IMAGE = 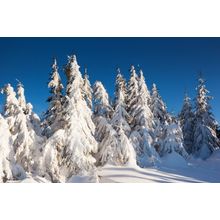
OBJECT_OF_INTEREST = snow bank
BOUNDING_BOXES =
[160,152,188,169]
[68,173,99,183]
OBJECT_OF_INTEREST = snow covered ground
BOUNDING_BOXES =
[98,151,220,183]
[7,151,220,183]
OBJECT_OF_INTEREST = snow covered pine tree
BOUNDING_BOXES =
[111,68,136,166]
[150,83,170,156]
[93,81,117,166]
[42,58,64,138]
[82,68,93,109]
[179,94,195,154]
[193,77,220,159]
[128,66,159,167]
[2,83,44,180]
[42,55,98,182]
[0,114,15,182]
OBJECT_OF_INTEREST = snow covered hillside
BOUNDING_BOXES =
[0,55,220,183]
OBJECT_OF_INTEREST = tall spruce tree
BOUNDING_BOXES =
[17,81,28,114]
[127,65,139,127]
[179,94,195,154]
[150,83,170,155]
[193,77,220,159]
[44,55,98,181]
[0,114,15,182]
[82,68,93,109]
[114,68,127,107]
[130,70,159,167]
[42,59,64,137]
[111,70,136,166]
[161,120,188,159]
[93,81,117,166]
[2,84,43,178]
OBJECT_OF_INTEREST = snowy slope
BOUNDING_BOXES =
[98,155,220,183]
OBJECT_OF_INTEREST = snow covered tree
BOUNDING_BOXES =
[127,65,139,127]
[17,82,42,136]
[93,81,117,166]
[114,68,127,107]
[160,121,188,159]
[0,114,15,182]
[110,71,136,166]
[42,58,64,137]
[82,68,93,109]
[193,77,220,159]
[138,69,151,105]
[93,81,112,121]
[150,83,170,155]
[179,94,195,154]
[151,83,169,124]
[2,84,43,178]
[43,55,98,181]
[17,81,28,114]
[130,70,159,167]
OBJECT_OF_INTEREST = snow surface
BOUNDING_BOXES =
[10,151,220,183]
[98,152,220,183]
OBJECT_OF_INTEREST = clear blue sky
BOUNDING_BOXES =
[0,38,219,122]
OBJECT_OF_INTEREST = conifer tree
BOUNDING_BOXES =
[93,81,117,166]
[138,69,151,105]
[179,94,195,154]
[193,77,220,159]
[82,68,93,109]
[17,81,28,114]
[130,70,159,166]
[127,66,139,127]
[150,83,170,155]
[2,84,43,177]
[46,55,98,181]
[17,82,42,136]
[111,70,136,166]
[42,59,64,137]
[151,83,169,124]
[0,114,14,182]
[114,68,127,107]
[160,120,188,159]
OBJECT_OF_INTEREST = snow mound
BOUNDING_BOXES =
[161,152,188,169]
[9,174,49,183]
[68,174,99,183]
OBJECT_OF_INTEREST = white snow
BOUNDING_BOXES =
[98,157,220,183]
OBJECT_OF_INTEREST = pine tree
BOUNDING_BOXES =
[130,70,159,167]
[160,120,188,159]
[82,68,93,109]
[17,82,42,136]
[114,68,127,107]
[138,69,151,105]
[17,81,28,114]
[2,84,43,177]
[127,65,139,127]
[179,94,195,154]
[93,81,117,166]
[42,58,64,137]
[57,55,97,180]
[0,114,14,182]
[110,70,136,166]
[151,83,169,124]
[93,81,112,121]
[193,77,220,159]
[150,83,170,155]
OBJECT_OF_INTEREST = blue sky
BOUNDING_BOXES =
[0,38,219,122]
